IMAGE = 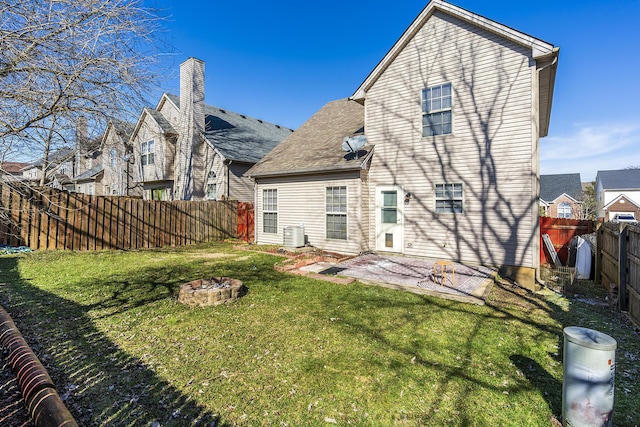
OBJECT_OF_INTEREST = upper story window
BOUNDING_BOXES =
[422,83,452,137]
[110,149,117,168]
[141,140,155,166]
[558,202,572,219]
[435,183,463,213]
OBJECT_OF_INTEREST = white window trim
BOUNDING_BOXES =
[263,188,278,234]
[326,186,348,240]
[558,202,572,219]
[422,82,453,137]
[435,183,463,214]
[141,140,155,166]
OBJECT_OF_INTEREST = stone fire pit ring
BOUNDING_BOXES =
[178,277,245,307]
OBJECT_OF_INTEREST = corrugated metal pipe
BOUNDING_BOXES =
[0,305,78,427]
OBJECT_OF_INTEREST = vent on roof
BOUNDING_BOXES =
[257,119,263,123]
[275,125,281,128]
[219,109,226,114]
[240,115,246,119]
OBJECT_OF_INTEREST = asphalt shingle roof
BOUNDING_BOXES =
[203,105,293,164]
[596,169,640,190]
[540,173,582,202]
[160,93,292,164]
[73,164,104,182]
[246,98,369,177]
[145,108,178,135]
[29,147,76,169]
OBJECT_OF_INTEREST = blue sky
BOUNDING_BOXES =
[147,0,640,182]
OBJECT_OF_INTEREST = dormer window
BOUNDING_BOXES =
[422,83,452,136]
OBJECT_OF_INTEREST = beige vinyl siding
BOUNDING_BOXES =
[100,127,142,197]
[228,163,255,202]
[255,172,365,254]
[365,10,537,269]
[133,115,175,184]
[157,96,181,130]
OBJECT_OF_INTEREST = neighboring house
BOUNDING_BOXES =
[247,0,559,289]
[539,173,582,219]
[0,162,30,182]
[73,120,141,197]
[131,58,293,202]
[596,169,640,221]
[21,147,77,190]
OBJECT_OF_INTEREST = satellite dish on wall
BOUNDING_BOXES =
[342,135,367,159]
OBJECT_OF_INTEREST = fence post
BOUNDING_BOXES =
[619,225,628,310]
[595,223,602,285]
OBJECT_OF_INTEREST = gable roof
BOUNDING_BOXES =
[596,169,640,190]
[604,193,640,210]
[351,0,559,137]
[246,99,369,178]
[135,93,291,164]
[28,147,76,170]
[540,173,582,203]
[202,104,294,164]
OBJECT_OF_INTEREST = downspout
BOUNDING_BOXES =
[225,159,232,199]
[534,50,559,287]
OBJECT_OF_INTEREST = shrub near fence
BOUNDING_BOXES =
[0,184,240,251]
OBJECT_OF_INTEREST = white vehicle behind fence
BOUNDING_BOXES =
[612,214,638,224]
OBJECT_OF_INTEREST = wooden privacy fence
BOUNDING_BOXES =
[596,222,640,326]
[540,217,595,265]
[0,184,243,251]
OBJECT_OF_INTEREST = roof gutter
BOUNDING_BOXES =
[537,47,560,137]
[247,147,375,179]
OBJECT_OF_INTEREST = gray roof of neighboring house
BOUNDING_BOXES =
[540,173,582,202]
[73,164,104,182]
[203,105,294,164]
[596,169,640,190]
[28,147,76,169]
[111,120,136,142]
[145,108,178,135]
[163,93,293,164]
[246,98,369,178]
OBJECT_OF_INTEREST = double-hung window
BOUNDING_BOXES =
[326,186,347,240]
[263,189,278,234]
[110,149,117,168]
[435,183,463,213]
[422,83,452,137]
[141,140,155,166]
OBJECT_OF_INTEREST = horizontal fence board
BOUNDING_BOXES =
[0,184,250,252]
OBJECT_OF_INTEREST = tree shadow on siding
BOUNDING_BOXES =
[350,11,563,424]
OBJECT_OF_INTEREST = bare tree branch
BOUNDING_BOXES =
[0,0,170,165]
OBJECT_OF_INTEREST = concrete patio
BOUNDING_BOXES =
[299,253,496,305]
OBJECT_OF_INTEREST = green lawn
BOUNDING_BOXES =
[0,243,638,426]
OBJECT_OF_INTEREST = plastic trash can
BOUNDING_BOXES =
[562,326,617,427]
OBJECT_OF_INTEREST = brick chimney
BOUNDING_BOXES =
[174,57,205,200]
